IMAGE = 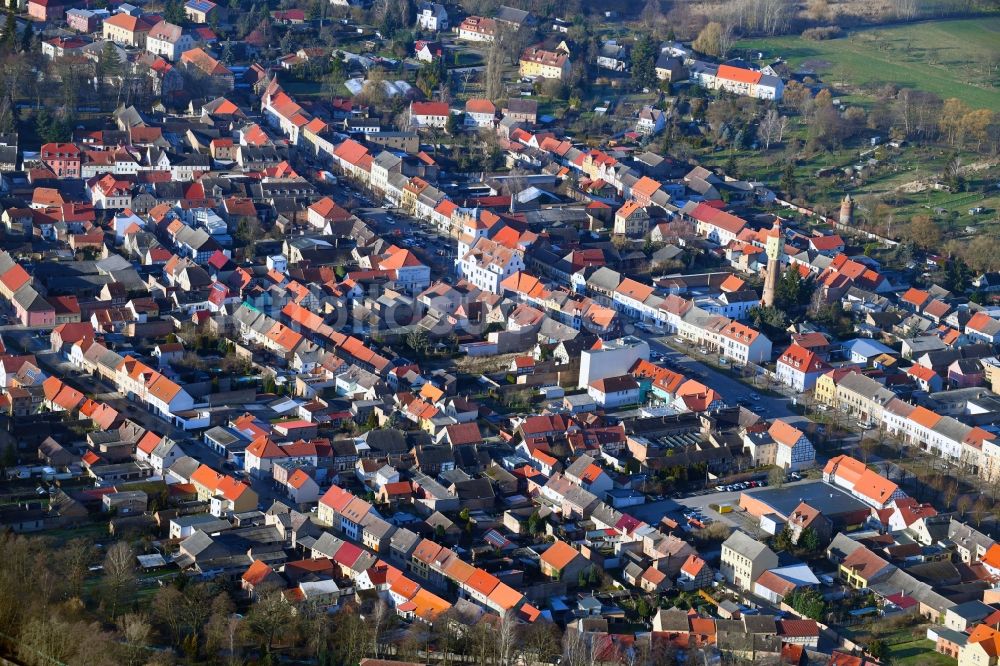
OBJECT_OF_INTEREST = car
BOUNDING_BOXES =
[715,485,725,491]
[699,348,709,354]
[750,393,761,401]
[718,358,728,365]
[674,338,684,345]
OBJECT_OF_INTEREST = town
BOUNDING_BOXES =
[0,0,999,665]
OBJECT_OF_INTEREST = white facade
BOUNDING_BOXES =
[578,336,649,389]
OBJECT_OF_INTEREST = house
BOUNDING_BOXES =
[823,454,905,509]
[457,16,496,43]
[184,0,217,23]
[40,143,82,178]
[966,312,1000,344]
[409,101,449,129]
[415,2,448,31]
[762,419,816,472]
[180,47,234,90]
[29,0,68,21]
[519,46,571,80]
[959,623,1000,666]
[614,200,649,239]
[588,375,639,409]
[539,539,589,582]
[720,530,778,591]
[838,543,893,589]
[503,99,537,124]
[635,107,666,136]
[655,53,687,82]
[103,13,154,47]
[775,343,829,392]
[596,40,629,71]
[677,554,713,591]
[464,99,496,128]
[146,21,193,61]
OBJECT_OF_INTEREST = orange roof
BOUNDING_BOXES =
[632,176,661,199]
[540,540,580,571]
[716,64,761,84]
[246,435,284,459]
[464,568,500,596]
[487,582,523,610]
[906,364,937,382]
[680,554,706,577]
[719,274,745,292]
[908,406,941,429]
[190,463,222,491]
[242,559,274,586]
[767,419,804,448]
[901,287,930,307]
[983,543,1000,570]
[969,625,1000,657]
[465,98,496,115]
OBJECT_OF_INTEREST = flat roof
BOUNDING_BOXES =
[741,480,868,518]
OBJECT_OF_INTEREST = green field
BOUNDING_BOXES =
[889,640,956,666]
[739,18,1000,109]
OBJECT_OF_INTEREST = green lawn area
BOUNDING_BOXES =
[889,639,955,666]
[739,17,1000,110]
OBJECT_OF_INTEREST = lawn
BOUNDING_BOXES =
[889,639,955,666]
[738,18,1000,110]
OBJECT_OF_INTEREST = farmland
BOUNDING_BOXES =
[738,18,1000,110]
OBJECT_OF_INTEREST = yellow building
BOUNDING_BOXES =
[102,13,153,47]
[519,46,570,80]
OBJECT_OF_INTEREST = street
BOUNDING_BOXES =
[640,334,799,421]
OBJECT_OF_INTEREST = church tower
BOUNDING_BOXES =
[762,219,783,308]
[839,193,854,227]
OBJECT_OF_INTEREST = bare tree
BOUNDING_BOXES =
[497,610,518,666]
[563,626,597,666]
[103,541,136,619]
[757,109,785,149]
[718,23,737,59]
[245,588,294,656]
[369,599,390,659]
[892,0,917,19]
[118,613,152,666]
[484,37,506,101]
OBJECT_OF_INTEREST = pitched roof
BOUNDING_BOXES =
[540,539,580,570]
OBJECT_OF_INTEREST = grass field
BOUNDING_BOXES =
[739,18,1000,109]
[889,639,955,666]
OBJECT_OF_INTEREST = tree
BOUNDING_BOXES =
[768,466,786,488]
[905,214,941,250]
[693,22,724,57]
[483,37,505,101]
[18,18,30,53]
[799,526,821,553]
[780,162,796,196]
[406,327,428,355]
[118,613,152,666]
[1,10,15,52]
[786,587,826,620]
[102,541,136,619]
[246,588,294,655]
[630,34,656,90]
[868,638,888,662]
[757,108,786,150]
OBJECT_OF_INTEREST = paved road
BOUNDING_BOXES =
[8,329,189,440]
[639,333,800,422]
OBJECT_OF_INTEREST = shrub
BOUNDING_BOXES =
[802,26,843,40]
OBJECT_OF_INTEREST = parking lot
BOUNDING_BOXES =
[673,478,816,528]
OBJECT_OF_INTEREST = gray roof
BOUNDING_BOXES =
[722,529,776,562]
